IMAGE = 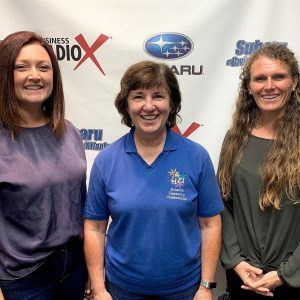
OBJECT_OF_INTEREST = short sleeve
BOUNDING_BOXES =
[197,154,224,217]
[84,158,110,220]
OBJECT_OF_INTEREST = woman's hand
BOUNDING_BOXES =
[242,270,283,297]
[234,261,273,296]
[93,290,113,300]
[234,261,264,289]
[193,286,213,300]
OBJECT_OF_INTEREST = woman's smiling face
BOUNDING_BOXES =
[248,55,298,119]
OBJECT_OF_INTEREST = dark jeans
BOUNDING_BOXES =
[106,279,200,300]
[0,241,87,300]
[226,269,300,300]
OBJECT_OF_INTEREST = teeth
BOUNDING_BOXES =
[25,85,42,90]
[142,115,157,120]
[262,95,278,99]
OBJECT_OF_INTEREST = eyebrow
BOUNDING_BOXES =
[131,89,165,94]
[252,71,289,78]
[15,59,52,63]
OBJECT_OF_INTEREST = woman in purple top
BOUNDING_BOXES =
[0,31,87,300]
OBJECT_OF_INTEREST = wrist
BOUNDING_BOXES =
[277,269,288,286]
[200,279,217,289]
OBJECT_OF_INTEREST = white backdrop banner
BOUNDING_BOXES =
[1,0,299,297]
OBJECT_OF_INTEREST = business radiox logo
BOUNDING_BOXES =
[44,34,110,75]
[226,39,288,67]
[144,32,203,76]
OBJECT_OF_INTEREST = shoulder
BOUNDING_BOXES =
[170,130,209,159]
[64,119,79,133]
[93,133,128,165]
[63,119,82,140]
[61,120,85,154]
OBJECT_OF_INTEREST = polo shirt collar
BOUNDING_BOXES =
[125,127,176,153]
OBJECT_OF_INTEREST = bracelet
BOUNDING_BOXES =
[200,279,217,289]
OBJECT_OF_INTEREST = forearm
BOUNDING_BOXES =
[278,241,300,287]
[220,202,243,269]
[84,219,108,294]
[194,215,222,299]
[199,215,222,281]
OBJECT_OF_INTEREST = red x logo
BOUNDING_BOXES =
[74,34,110,75]
[172,122,201,137]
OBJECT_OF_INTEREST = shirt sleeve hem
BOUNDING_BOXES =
[83,213,109,221]
[197,207,224,218]
[221,256,245,270]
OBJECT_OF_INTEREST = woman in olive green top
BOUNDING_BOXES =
[218,43,300,299]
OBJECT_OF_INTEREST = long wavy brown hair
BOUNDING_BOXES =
[217,43,300,210]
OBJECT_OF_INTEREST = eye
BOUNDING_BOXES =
[154,93,167,100]
[273,74,285,80]
[254,76,266,82]
[14,64,27,71]
[38,64,52,72]
[131,95,144,101]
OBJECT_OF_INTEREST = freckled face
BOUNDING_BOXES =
[127,86,171,138]
[14,43,53,109]
[248,55,298,119]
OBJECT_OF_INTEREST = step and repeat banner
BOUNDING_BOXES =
[1,0,299,298]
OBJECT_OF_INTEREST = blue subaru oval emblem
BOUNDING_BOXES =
[144,32,193,60]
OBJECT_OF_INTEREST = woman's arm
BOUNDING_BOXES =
[84,219,112,300]
[193,214,221,300]
[220,199,245,269]
[251,241,300,292]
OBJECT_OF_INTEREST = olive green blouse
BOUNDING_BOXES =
[221,135,300,287]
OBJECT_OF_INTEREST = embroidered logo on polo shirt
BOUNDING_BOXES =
[167,168,188,201]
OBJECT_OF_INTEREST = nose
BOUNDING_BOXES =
[28,68,41,81]
[265,77,275,90]
[143,96,155,111]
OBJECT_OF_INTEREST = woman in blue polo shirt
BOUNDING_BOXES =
[84,61,223,300]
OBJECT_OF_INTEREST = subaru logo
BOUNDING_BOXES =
[144,33,193,60]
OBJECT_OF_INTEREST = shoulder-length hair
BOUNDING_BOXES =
[0,31,65,137]
[217,43,300,210]
[115,60,181,128]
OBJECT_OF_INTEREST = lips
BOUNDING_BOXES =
[141,115,158,120]
[261,94,280,101]
[24,85,43,90]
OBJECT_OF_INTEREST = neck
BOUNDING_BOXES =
[134,129,167,148]
[252,112,281,139]
[133,129,167,165]
[19,106,48,128]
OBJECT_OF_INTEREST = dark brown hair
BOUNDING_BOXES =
[0,31,65,137]
[115,60,181,127]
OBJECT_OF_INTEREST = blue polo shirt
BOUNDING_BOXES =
[84,128,223,295]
